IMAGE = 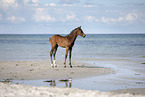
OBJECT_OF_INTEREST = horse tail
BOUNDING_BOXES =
[49,37,51,41]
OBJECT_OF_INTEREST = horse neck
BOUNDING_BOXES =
[67,30,78,43]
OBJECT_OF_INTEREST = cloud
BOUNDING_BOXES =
[85,16,98,22]
[0,0,18,10]
[86,16,95,21]
[62,4,75,6]
[66,14,76,21]
[84,11,142,25]
[83,5,94,7]
[45,3,56,7]
[101,11,139,24]
[31,0,39,3]
[23,0,39,6]
[59,0,79,4]
[23,0,30,4]
[7,16,25,23]
[125,12,138,21]
[101,17,116,23]
[83,1,96,8]
[33,8,55,22]
[58,0,80,6]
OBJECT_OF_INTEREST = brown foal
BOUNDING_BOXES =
[49,26,86,68]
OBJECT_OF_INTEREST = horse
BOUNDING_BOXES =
[49,26,86,68]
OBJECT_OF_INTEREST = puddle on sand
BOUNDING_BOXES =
[11,71,145,92]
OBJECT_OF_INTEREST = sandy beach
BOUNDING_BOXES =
[0,82,145,97]
[0,60,145,97]
[0,60,112,80]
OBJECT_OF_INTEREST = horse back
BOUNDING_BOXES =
[50,34,69,47]
[50,34,66,43]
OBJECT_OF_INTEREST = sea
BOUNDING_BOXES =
[0,34,145,91]
[0,34,145,61]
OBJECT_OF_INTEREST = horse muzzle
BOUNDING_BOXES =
[83,34,86,38]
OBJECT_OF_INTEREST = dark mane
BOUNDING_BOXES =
[69,27,78,34]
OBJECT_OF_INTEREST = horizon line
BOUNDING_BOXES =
[0,32,145,34]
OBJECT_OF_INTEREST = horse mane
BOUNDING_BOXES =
[69,27,78,35]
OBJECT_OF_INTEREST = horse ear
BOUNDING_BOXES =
[79,26,81,29]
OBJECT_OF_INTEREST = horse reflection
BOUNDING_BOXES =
[49,80,56,87]
[44,79,72,88]
[64,80,72,88]
[59,78,72,88]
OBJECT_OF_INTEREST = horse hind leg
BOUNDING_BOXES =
[50,37,55,67]
[50,37,58,68]
[53,44,58,67]
[50,47,54,67]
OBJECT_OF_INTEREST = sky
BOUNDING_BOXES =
[0,0,145,34]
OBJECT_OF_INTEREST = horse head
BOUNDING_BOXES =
[77,26,86,38]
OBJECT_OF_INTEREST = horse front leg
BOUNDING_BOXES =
[64,47,69,68]
[69,48,72,68]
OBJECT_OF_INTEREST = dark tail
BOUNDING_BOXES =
[49,37,51,41]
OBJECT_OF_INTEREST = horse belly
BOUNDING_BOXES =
[56,38,68,48]
[57,41,68,48]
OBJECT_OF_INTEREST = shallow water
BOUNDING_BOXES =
[1,34,145,91]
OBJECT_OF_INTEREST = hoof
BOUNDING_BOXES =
[51,64,54,68]
[70,65,72,68]
[64,65,66,68]
[51,66,54,68]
